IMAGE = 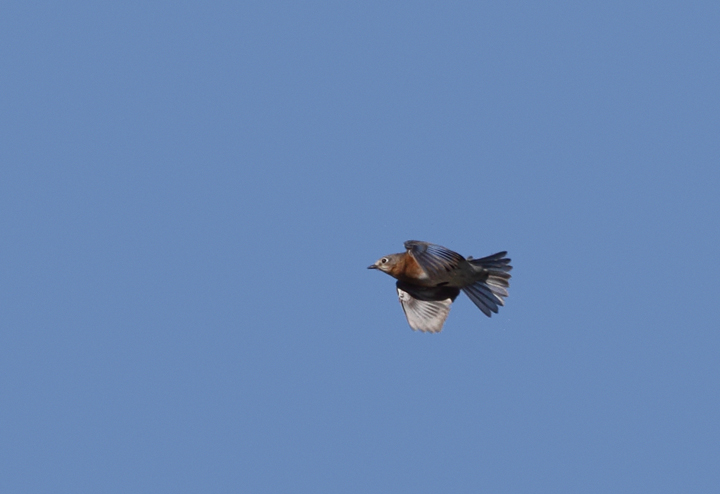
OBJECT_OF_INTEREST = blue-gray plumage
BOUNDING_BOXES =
[368,241,512,332]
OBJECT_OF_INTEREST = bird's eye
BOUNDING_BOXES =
[381,258,388,264]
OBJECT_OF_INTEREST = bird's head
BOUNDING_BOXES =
[367,253,403,274]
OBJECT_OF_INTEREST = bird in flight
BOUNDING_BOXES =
[368,240,512,333]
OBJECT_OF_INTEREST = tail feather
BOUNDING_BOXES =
[462,283,500,317]
[463,252,512,317]
[468,251,512,272]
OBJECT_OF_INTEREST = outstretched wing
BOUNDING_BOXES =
[396,281,460,333]
[404,240,465,278]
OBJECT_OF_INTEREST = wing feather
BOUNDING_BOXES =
[396,281,460,333]
[404,240,465,278]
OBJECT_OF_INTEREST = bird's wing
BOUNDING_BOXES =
[397,287,452,333]
[396,281,460,333]
[403,240,465,278]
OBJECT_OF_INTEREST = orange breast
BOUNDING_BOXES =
[389,253,429,285]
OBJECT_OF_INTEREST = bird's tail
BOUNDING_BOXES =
[461,252,512,317]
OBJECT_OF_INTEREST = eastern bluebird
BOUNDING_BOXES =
[368,240,512,333]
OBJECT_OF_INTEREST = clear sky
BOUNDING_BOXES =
[2,2,719,492]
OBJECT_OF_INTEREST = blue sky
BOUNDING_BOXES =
[2,1,719,492]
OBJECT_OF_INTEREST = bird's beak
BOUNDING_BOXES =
[367,264,378,269]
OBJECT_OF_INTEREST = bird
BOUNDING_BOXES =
[368,240,512,333]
